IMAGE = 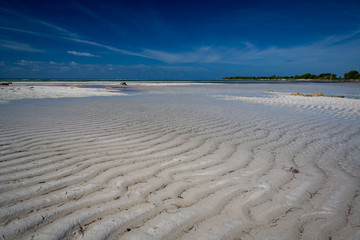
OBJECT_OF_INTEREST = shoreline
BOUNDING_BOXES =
[2,78,360,83]
[2,80,360,103]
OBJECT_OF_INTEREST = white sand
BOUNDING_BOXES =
[216,92,360,120]
[0,82,359,240]
[0,82,127,103]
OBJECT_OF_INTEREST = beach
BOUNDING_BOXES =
[1,81,360,240]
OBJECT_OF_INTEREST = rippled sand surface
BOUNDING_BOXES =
[1,82,360,239]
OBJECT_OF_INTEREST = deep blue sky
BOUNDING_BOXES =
[0,0,359,79]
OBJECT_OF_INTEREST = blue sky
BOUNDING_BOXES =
[0,0,359,79]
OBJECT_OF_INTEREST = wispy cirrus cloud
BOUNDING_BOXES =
[67,50,99,57]
[0,6,79,38]
[2,18,359,71]
[1,5,359,74]
[0,22,146,58]
[66,29,360,69]
[1,59,207,79]
[0,6,214,63]
[140,46,220,64]
[0,26,43,37]
[0,39,43,52]
[72,1,122,34]
[67,38,145,57]
[138,29,360,67]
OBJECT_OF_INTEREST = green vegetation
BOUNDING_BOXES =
[344,70,360,80]
[223,70,360,81]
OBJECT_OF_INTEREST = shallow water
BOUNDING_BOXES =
[127,81,360,98]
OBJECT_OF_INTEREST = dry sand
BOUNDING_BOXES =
[0,82,127,103]
[0,82,360,239]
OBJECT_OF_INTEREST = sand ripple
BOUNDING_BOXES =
[0,93,359,240]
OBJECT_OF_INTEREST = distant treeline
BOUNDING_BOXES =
[223,70,360,81]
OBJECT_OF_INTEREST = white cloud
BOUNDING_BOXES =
[0,39,43,52]
[0,60,209,79]
[68,38,147,58]
[0,7,79,38]
[14,60,35,65]
[67,50,99,57]
[137,29,360,69]
[141,46,220,64]
[1,5,359,75]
